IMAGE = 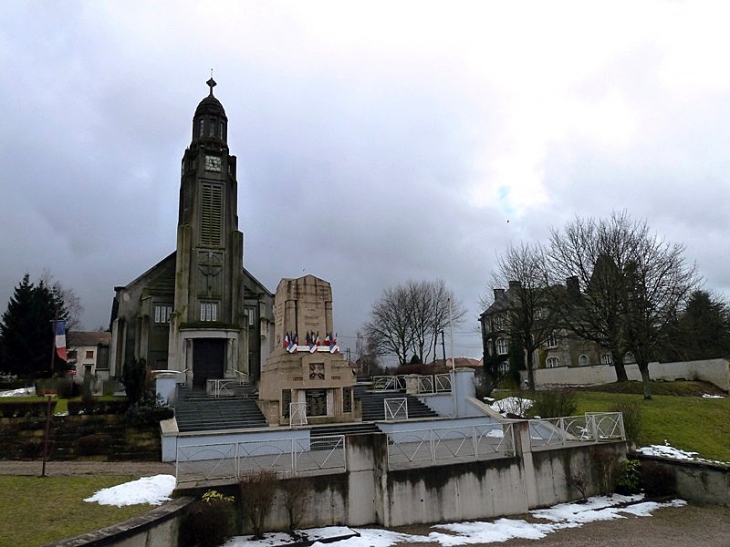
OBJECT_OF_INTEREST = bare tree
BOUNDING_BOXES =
[548,212,698,399]
[39,270,84,331]
[364,279,465,365]
[483,242,560,390]
[354,330,383,377]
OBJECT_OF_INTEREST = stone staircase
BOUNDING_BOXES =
[173,384,268,432]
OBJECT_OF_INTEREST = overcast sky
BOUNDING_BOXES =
[2,1,730,364]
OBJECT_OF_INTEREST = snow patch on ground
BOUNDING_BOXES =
[224,495,686,547]
[490,396,533,415]
[84,475,176,506]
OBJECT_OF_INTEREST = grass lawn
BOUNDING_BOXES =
[496,381,730,462]
[572,388,730,462]
[0,475,151,547]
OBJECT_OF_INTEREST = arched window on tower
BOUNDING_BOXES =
[198,118,204,138]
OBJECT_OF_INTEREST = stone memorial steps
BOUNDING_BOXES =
[309,422,381,439]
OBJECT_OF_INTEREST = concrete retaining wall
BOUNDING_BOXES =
[635,454,730,506]
[533,359,730,391]
[228,422,627,532]
[48,497,192,547]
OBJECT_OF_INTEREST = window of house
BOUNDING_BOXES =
[601,353,613,365]
[494,315,505,330]
[154,305,172,324]
[208,118,215,136]
[623,352,636,364]
[199,118,204,137]
[546,357,560,368]
[498,362,509,373]
[496,338,508,355]
[200,301,218,322]
[578,354,589,366]
[546,331,558,348]
[85,350,94,359]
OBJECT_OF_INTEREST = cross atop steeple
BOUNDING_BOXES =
[206,74,217,96]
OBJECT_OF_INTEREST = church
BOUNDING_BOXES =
[108,79,274,387]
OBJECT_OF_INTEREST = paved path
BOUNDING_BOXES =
[393,503,730,547]
[0,460,176,477]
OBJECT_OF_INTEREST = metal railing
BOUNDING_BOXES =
[373,375,406,391]
[176,434,346,487]
[386,423,515,469]
[384,397,408,421]
[289,402,307,427]
[528,412,625,449]
[373,373,452,394]
[207,379,237,398]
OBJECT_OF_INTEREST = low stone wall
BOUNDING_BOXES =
[48,497,193,547]
[0,414,160,461]
[635,454,730,506]
[532,358,730,391]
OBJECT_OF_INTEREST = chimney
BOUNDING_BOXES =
[566,276,580,296]
[508,280,522,290]
[493,288,505,300]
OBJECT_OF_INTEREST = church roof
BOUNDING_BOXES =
[194,77,227,119]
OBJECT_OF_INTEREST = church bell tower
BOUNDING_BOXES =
[168,79,246,387]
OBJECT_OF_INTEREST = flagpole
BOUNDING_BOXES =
[42,297,58,478]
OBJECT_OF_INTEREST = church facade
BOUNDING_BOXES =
[109,80,274,387]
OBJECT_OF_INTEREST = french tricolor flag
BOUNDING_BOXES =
[54,320,67,361]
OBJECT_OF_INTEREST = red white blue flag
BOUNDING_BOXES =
[54,320,67,360]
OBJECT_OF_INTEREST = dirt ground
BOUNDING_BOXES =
[392,503,730,547]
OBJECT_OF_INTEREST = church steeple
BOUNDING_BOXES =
[192,78,228,145]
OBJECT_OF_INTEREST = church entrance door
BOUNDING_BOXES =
[193,339,226,389]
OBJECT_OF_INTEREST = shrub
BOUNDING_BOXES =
[640,460,676,497]
[124,392,174,427]
[180,490,236,547]
[280,477,312,533]
[240,469,278,539]
[122,357,147,405]
[57,378,78,399]
[528,388,577,418]
[615,459,641,495]
[609,400,642,446]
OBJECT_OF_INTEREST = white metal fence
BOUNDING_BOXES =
[528,412,625,449]
[289,402,307,426]
[386,422,515,469]
[176,435,346,488]
[373,375,406,391]
[384,397,408,421]
[373,374,452,394]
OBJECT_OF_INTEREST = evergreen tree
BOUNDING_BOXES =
[669,290,730,360]
[0,274,70,378]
